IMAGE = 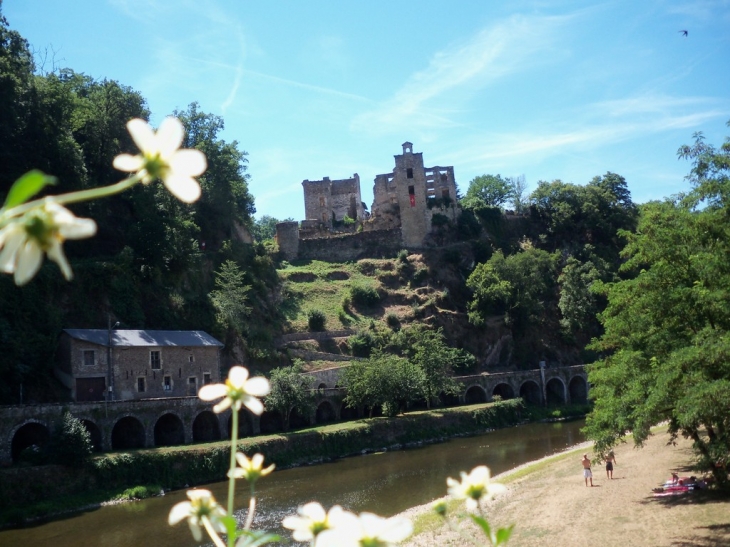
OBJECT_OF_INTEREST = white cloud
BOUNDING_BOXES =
[350,13,575,136]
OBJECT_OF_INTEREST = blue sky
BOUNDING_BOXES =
[5,0,730,221]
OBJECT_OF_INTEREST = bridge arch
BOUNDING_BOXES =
[226,411,253,439]
[568,376,588,404]
[465,384,488,404]
[492,383,515,400]
[340,403,358,421]
[259,410,282,434]
[317,383,328,390]
[439,391,460,407]
[193,410,221,443]
[10,420,51,462]
[546,377,566,405]
[289,407,309,430]
[111,415,146,450]
[154,412,185,447]
[315,400,337,424]
[519,380,542,405]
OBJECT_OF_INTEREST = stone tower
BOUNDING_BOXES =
[302,175,364,226]
[372,142,458,248]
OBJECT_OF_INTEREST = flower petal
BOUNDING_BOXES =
[163,174,201,203]
[244,376,271,397]
[198,383,227,401]
[378,516,413,542]
[58,218,97,240]
[14,240,43,286]
[168,501,191,525]
[213,398,233,413]
[46,241,73,280]
[0,227,24,273]
[156,117,185,158]
[228,366,249,388]
[113,154,145,172]
[242,395,264,416]
[127,119,156,154]
[171,149,207,177]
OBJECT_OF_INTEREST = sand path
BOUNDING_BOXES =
[402,428,729,547]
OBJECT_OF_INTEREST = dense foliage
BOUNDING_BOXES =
[0,12,280,403]
[585,126,730,485]
[264,363,315,430]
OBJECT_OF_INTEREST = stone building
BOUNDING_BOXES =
[277,142,460,260]
[302,174,366,226]
[371,142,458,248]
[54,329,223,402]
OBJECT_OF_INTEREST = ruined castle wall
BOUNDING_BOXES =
[302,179,333,223]
[297,228,402,262]
[275,221,300,261]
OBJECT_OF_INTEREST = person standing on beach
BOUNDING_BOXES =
[605,450,617,479]
[582,454,593,487]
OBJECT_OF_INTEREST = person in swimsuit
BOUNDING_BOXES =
[582,454,593,487]
[605,450,617,479]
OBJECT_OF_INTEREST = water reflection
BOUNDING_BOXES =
[0,419,584,547]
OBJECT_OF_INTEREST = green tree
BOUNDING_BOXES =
[49,412,92,468]
[467,248,560,336]
[210,260,251,337]
[265,363,314,431]
[343,351,426,417]
[251,215,293,241]
[393,326,472,408]
[585,126,730,486]
[462,174,514,209]
[507,175,528,213]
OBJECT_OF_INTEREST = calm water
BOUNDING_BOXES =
[0,419,585,547]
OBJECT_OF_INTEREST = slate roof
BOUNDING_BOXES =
[63,329,224,348]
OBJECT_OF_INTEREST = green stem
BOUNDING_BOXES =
[228,406,239,516]
[0,173,143,222]
[244,489,257,531]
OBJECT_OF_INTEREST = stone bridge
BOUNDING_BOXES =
[0,366,587,464]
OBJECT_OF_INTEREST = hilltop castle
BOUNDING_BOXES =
[276,142,460,261]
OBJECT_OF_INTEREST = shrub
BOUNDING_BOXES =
[307,309,326,331]
[431,213,449,227]
[350,284,380,307]
[410,267,430,287]
[385,313,401,330]
[49,412,92,468]
[343,215,355,225]
[397,249,409,263]
[349,331,374,357]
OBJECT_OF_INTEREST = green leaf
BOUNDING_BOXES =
[220,515,238,539]
[495,525,514,545]
[469,514,492,541]
[234,530,282,546]
[4,170,57,209]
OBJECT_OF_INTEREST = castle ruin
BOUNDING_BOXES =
[276,142,460,261]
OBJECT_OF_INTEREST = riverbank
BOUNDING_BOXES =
[402,426,730,546]
[0,400,588,528]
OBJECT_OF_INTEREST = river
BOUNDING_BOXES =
[0,419,585,546]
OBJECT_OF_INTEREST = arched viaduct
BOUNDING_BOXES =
[0,366,587,464]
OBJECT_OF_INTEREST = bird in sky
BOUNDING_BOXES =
[679,30,688,36]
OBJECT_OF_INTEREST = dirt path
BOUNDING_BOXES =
[402,428,730,547]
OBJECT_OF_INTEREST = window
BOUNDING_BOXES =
[137,377,146,393]
[163,376,172,391]
[408,185,415,195]
[407,168,413,179]
[319,196,325,207]
[203,373,211,385]
[188,377,197,396]
[442,189,450,198]
[83,350,95,367]
[150,350,161,370]
[189,355,194,363]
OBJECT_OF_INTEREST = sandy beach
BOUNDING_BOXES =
[402,427,730,546]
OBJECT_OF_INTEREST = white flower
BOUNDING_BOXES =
[229,452,275,483]
[168,489,227,542]
[113,117,207,203]
[282,502,346,543]
[316,510,413,547]
[446,465,506,513]
[198,365,270,414]
[0,201,96,286]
